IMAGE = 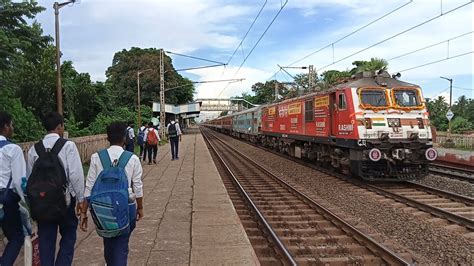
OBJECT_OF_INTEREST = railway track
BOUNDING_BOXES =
[202,128,410,265]
[366,182,474,231]
[204,128,474,236]
[429,163,474,183]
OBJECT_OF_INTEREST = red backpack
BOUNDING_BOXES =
[147,129,158,145]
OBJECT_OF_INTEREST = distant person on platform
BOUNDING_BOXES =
[144,122,160,165]
[138,122,147,161]
[125,121,135,153]
[167,118,182,161]
[0,111,27,265]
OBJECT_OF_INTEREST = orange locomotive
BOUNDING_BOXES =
[207,71,437,181]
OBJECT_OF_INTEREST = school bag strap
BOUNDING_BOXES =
[34,138,67,158]
[98,149,112,170]
[117,151,133,169]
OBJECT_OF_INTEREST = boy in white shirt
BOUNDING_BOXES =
[80,122,144,266]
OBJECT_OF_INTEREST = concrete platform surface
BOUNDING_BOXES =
[4,132,259,266]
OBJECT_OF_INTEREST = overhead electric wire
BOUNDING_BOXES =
[453,86,474,91]
[165,50,226,65]
[225,0,268,65]
[317,1,473,71]
[174,64,226,72]
[217,0,289,97]
[287,0,413,67]
[396,51,473,73]
[387,31,473,61]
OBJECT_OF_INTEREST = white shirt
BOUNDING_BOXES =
[85,145,143,198]
[27,133,85,202]
[143,128,160,144]
[167,121,182,136]
[0,135,26,200]
[127,127,135,139]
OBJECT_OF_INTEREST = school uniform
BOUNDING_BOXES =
[125,127,135,153]
[138,126,147,159]
[26,133,84,266]
[85,146,143,266]
[167,121,182,160]
[143,128,160,163]
[0,136,26,266]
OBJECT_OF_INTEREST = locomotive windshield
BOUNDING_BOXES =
[359,89,388,107]
[393,89,421,107]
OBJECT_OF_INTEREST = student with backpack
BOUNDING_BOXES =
[125,121,135,153]
[144,122,160,165]
[138,122,147,160]
[26,112,85,266]
[0,112,27,266]
[80,122,144,266]
[167,118,182,161]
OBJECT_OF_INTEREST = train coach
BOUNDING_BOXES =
[206,71,437,181]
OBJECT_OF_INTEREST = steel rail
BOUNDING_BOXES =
[203,128,410,266]
[201,129,297,266]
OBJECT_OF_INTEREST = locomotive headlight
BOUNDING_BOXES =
[387,118,401,127]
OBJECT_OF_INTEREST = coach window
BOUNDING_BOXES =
[305,100,314,122]
[338,93,347,110]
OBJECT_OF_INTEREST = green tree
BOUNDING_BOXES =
[350,58,388,74]
[426,96,449,131]
[105,47,195,108]
[451,116,473,134]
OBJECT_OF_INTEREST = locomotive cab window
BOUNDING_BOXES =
[338,93,347,110]
[359,89,388,108]
[393,89,422,107]
[305,100,314,122]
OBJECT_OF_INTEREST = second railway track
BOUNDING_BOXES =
[202,128,410,265]
[429,163,474,183]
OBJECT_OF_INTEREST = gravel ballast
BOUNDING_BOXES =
[415,174,474,198]
[212,131,474,265]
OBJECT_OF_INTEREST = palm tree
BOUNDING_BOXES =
[350,58,388,74]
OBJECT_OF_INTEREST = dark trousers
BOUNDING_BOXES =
[0,190,23,266]
[170,137,179,159]
[139,142,145,157]
[125,140,134,153]
[38,197,78,266]
[142,143,148,161]
[147,144,158,162]
[103,205,136,266]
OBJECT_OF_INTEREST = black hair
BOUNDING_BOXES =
[128,121,134,127]
[42,112,64,131]
[142,121,147,126]
[0,111,13,130]
[148,122,153,127]
[106,121,127,144]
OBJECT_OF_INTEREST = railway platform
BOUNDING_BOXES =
[3,130,259,266]
[436,147,474,169]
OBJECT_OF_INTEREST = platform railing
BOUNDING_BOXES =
[18,134,109,163]
[435,132,474,150]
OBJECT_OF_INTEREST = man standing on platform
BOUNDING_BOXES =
[167,118,182,161]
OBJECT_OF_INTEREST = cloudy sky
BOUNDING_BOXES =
[35,0,472,107]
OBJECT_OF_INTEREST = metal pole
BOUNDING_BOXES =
[308,65,314,91]
[159,49,166,139]
[274,82,279,102]
[54,2,62,115]
[448,78,453,139]
[137,72,141,127]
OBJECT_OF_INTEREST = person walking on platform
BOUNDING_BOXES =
[167,118,182,161]
[138,122,147,160]
[144,122,160,165]
[80,122,144,266]
[0,112,27,266]
[26,112,85,266]
[125,122,135,153]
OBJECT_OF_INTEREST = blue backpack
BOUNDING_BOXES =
[89,150,133,238]
[137,128,145,145]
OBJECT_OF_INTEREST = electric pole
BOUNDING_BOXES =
[308,65,314,91]
[53,0,75,116]
[274,81,279,101]
[159,49,166,139]
[440,76,453,140]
